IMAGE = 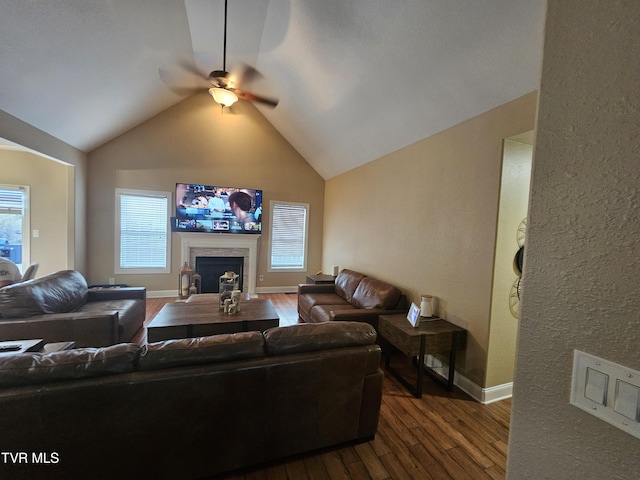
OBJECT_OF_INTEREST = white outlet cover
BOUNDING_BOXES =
[571,350,640,440]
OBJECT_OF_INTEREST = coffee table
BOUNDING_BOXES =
[0,339,76,355]
[146,298,280,342]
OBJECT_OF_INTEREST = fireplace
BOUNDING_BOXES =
[179,233,259,296]
[196,256,244,293]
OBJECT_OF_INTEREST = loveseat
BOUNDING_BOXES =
[0,321,383,479]
[0,270,145,347]
[298,268,408,329]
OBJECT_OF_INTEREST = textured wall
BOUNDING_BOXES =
[508,1,640,478]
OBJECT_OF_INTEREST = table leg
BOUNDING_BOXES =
[384,336,426,399]
[416,335,426,398]
[446,331,462,390]
[422,331,461,392]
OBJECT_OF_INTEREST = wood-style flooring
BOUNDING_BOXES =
[143,294,511,480]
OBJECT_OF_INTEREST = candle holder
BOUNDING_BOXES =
[219,271,239,309]
[178,262,194,299]
[190,272,202,295]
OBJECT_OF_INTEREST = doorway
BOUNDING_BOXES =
[486,130,534,393]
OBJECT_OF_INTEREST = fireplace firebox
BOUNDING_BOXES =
[196,256,244,293]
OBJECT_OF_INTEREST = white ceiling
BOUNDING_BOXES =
[0,0,546,179]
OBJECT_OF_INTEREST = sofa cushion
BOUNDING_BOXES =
[334,269,366,302]
[263,321,376,355]
[351,276,402,310]
[309,304,357,323]
[138,331,265,371]
[0,343,140,388]
[0,270,88,319]
[298,293,350,318]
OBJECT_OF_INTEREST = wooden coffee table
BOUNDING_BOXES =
[0,339,76,355]
[146,298,280,342]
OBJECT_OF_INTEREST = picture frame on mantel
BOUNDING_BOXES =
[407,303,420,327]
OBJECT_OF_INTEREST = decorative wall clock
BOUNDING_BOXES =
[509,217,527,318]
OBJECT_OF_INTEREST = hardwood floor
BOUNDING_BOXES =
[143,294,511,480]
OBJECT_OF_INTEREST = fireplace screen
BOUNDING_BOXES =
[195,256,244,293]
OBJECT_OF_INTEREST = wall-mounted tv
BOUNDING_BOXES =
[171,183,262,234]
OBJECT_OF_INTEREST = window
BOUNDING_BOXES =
[0,185,29,270]
[115,188,171,274]
[269,201,309,271]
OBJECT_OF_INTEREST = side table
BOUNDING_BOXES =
[305,274,336,284]
[378,314,466,397]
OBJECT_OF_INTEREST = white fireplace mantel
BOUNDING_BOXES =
[178,233,260,295]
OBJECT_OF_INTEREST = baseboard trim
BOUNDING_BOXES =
[450,374,512,404]
[424,355,512,404]
[480,382,513,404]
[147,290,178,299]
[255,286,298,294]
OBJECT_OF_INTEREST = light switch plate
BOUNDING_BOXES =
[571,350,640,440]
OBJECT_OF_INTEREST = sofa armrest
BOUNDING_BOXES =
[329,308,408,331]
[330,308,406,322]
[297,283,337,295]
[87,287,146,302]
[0,313,120,348]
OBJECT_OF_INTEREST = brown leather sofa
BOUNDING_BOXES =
[0,322,383,480]
[0,270,146,347]
[298,269,408,329]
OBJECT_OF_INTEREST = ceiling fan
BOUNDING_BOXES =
[206,0,278,110]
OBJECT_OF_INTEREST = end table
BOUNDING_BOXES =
[305,274,336,284]
[378,314,466,397]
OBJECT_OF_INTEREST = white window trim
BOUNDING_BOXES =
[115,188,171,274]
[268,200,309,272]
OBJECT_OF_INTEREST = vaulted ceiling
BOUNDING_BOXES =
[0,1,546,179]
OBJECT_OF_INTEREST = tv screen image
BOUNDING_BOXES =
[172,183,262,234]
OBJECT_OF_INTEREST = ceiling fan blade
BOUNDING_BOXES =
[159,64,208,97]
[236,62,263,86]
[235,90,279,108]
[176,58,209,80]
[167,86,202,96]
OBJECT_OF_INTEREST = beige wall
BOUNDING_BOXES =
[486,137,532,388]
[0,110,87,273]
[0,149,73,275]
[508,1,640,478]
[323,92,538,388]
[86,92,325,291]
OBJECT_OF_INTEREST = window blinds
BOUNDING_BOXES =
[270,202,308,269]
[0,188,24,214]
[118,192,169,270]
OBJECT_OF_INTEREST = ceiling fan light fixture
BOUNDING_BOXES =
[209,87,238,108]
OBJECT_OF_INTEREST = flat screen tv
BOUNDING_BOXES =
[172,183,262,234]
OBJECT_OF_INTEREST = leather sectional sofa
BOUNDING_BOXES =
[0,321,383,479]
[0,270,145,347]
[298,268,408,329]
